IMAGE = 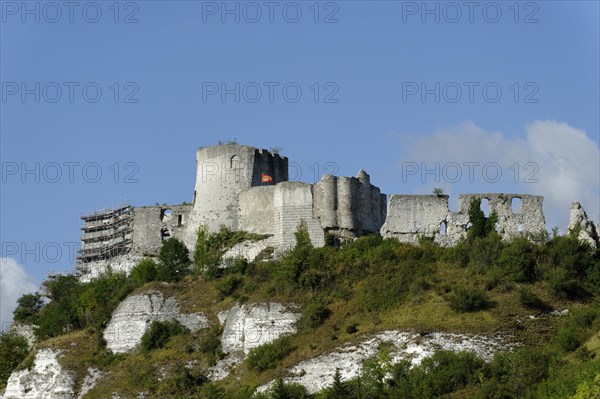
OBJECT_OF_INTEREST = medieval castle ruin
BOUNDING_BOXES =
[75,143,597,282]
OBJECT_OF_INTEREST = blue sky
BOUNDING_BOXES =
[1,0,599,326]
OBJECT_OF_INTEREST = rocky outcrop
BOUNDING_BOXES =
[9,324,36,349]
[76,368,103,399]
[220,303,301,354]
[221,237,276,264]
[77,253,145,283]
[2,349,74,399]
[568,202,600,249]
[257,331,513,394]
[103,291,209,353]
[208,303,301,381]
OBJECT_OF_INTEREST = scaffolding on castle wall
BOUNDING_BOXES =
[77,204,134,264]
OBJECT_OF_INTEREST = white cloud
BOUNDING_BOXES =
[0,257,38,328]
[401,120,600,230]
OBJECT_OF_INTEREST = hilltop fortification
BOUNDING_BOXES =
[75,143,558,281]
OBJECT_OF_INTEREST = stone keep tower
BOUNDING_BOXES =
[184,144,288,248]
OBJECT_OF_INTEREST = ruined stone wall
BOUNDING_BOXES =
[381,195,453,245]
[381,193,545,245]
[131,207,163,255]
[272,182,325,250]
[457,194,545,240]
[239,186,276,235]
[132,205,191,255]
[313,170,386,238]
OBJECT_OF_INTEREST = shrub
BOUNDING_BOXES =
[549,307,600,356]
[467,232,503,272]
[299,301,331,330]
[130,259,158,285]
[195,225,268,276]
[517,286,547,310]
[140,320,186,352]
[199,325,223,365]
[76,272,135,329]
[345,324,358,334]
[202,382,226,399]
[478,347,550,398]
[275,223,314,286]
[448,285,490,312]
[255,378,309,399]
[546,236,595,278]
[402,351,486,398]
[246,336,294,372]
[546,267,580,299]
[499,238,538,282]
[0,331,29,388]
[194,226,222,274]
[216,275,243,298]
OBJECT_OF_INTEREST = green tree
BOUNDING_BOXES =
[157,238,190,282]
[277,223,314,286]
[76,272,134,329]
[499,237,538,282]
[13,293,44,323]
[35,275,82,340]
[468,198,487,240]
[0,331,29,387]
[130,258,158,285]
[467,198,498,240]
[256,378,309,399]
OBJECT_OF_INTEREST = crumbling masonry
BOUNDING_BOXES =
[76,143,588,282]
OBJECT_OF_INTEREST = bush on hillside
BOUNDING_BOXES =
[246,336,294,372]
[140,320,186,352]
[0,331,29,388]
[130,258,158,285]
[448,285,491,313]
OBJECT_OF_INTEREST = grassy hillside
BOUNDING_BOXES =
[1,220,599,398]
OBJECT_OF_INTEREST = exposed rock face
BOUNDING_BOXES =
[221,237,276,263]
[9,323,36,349]
[76,368,103,399]
[77,253,145,283]
[220,303,301,354]
[103,291,209,353]
[208,303,301,381]
[2,349,74,399]
[568,202,600,249]
[257,331,513,395]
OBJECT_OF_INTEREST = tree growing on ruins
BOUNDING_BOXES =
[467,198,498,240]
